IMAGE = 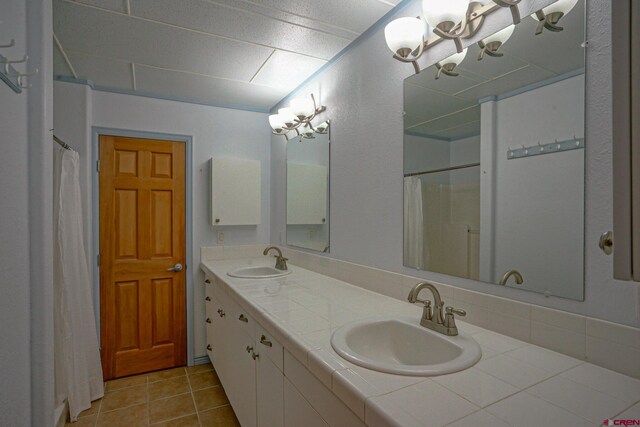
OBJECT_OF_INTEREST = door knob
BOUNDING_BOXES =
[167,263,183,272]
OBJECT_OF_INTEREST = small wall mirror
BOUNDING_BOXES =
[403,1,585,300]
[286,123,330,253]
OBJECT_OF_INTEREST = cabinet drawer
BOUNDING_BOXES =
[256,322,283,372]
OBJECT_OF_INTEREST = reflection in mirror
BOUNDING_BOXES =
[286,123,330,253]
[403,1,585,300]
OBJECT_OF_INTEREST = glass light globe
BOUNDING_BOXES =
[290,97,315,119]
[422,0,470,28]
[440,48,468,66]
[278,108,298,127]
[268,114,285,131]
[384,17,426,55]
[316,121,330,133]
[482,24,515,45]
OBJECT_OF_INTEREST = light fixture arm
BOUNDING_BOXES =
[493,0,521,25]
[477,41,504,60]
[534,10,564,35]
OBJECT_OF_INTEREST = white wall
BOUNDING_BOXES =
[0,0,54,425]
[271,0,640,328]
[53,82,272,360]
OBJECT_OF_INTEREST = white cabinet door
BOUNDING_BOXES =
[284,379,328,427]
[210,157,261,226]
[257,353,284,427]
[224,323,257,427]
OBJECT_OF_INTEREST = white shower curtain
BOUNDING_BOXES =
[53,147,104,421]
[404,176,425,269]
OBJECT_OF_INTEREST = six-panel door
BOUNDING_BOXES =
[99,135,186,379]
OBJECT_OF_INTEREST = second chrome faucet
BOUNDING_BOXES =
[408,281,466,336]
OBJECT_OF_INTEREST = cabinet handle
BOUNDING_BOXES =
[217,310,225,318]
[251,352,259,360]
[246,346,253,353]
[260,335,273,347]
[215,218,220,224]
[207,344,212,351]
[238,314,249,323]
[205,296,211,301]
[206,318,212,324]
[205,279,211,284]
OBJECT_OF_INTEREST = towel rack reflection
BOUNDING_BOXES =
[404,162,480,178]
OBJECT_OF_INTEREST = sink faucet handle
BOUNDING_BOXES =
[446,306,466,317]
[414,298,433,321]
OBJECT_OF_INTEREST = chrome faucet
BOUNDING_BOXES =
[499,270,524,286]
[263,246,288,271]
[407,281,466,336]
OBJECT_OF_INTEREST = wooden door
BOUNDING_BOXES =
[99,135,186,379]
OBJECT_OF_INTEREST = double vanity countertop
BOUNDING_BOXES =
[200,258,640,427]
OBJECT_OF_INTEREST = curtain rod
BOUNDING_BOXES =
[404,162,480,178]
[53,134,72,150]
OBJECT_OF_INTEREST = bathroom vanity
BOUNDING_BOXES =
[201,255,640,427]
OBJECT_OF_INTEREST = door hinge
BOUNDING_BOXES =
[96,160,100,172]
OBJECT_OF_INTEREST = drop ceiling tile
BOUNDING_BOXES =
[251,51,327,91]
[53,42,73,77]
[456,43,532,81]
[54,1,273,81]
[406,72,483,99]
[67,50,133,90]
[212,0,359,41]
[135,65,288,111]
[404,85,475,124]
[130,0,350,60]
[406,105,480,134]
[72,0,127,13]
[233,0,394,34]
[455,64,556,101]
[431,120,481,141]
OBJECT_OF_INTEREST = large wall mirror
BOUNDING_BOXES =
[286,123,330,252]
[403,1,585,300]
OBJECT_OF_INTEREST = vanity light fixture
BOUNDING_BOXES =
[384,0,523,74]
[269,94,328,140]
[531,0,579,35]
[435,48,467,79]
[477,24,515,60]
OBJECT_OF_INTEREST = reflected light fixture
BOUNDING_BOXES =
[268,94,327,141]
[531,0,579,35]
[435,48,468,79]
[384,0,522,73]
[477,24,515,60]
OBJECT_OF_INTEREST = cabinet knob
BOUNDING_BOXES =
[238,314,249,323]
[215,218,220,224]
[260,335,273,347]
[251,352,259,360]
[205,279,211,284]
[246,346,253,353]
[206,318,212,324]
[217,309,225,318]
[207,344,212,351]
[205,296,211,301]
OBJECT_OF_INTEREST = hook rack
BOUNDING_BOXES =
[507,136,584,160]
[0,38,31,94]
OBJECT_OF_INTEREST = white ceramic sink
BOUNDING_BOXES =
[331,316,481,376]
[227,266,291,279]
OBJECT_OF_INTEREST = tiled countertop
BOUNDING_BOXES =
[200,258,640,427]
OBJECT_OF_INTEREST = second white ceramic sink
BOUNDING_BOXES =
[331,316,481,376]
[227,266,291,279]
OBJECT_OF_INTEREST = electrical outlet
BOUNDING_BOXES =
[217,231,224,244]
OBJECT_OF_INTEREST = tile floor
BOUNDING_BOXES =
[67,363,240,427]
